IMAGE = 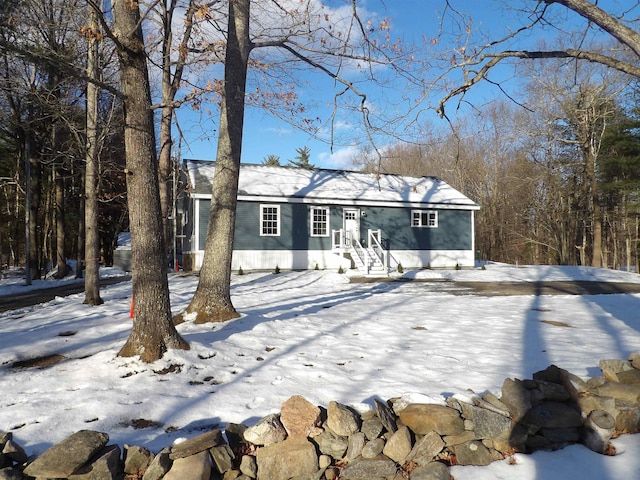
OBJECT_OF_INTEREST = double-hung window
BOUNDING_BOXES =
[411,210,438,228]
[310,207,329,237]
[260,205,280,236]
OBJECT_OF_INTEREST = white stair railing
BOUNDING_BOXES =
[349,233,369,273]
[332,228,388,276]
[367,229,387,273]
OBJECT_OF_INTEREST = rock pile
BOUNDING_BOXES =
[2,356,640,480]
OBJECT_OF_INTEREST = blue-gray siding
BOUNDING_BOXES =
[198,199,211,249]
[194,199,472,251]
[360,206,472,251]
[234,202,338,250]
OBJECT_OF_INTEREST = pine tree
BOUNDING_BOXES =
[262,154,280,166]
[288,146,314,168]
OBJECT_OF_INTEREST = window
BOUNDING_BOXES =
[311,207,329,237]
[260,205,280,236]
[411,210,438,228]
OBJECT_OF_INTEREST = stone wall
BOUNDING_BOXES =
[2,356,640,480]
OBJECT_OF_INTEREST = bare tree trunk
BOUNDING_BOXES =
[28,153,41,280]
[625,206,632,273]
[587,142,603,267]
[159,106,173,260]
[76,173,85,279]
[592,203,603,267]
[158,0,176,257]
[112,0,188,361]
[158,0,197,262]
[175,0,250,324]
[633,215,640,274]
[54,164,67,277]
[83,2,103,304]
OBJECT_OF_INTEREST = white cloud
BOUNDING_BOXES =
[317,144,361,169]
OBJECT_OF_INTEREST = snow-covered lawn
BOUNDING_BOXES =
[1,263,639,480]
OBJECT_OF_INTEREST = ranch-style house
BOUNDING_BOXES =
[178,159,480,275]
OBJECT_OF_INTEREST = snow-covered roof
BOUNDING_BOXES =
[184,159,479,209]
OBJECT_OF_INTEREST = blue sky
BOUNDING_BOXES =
[172,0,622,170]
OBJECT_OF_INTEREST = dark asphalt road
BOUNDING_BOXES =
[0,275,131,312]
[453,280,640,296]
[350,277,640,296]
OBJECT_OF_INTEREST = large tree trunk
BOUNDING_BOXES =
[83,2,103,305]
[175,0,250,324]
[113,0,188,361]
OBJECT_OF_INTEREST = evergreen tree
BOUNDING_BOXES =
[262,154,280,166]
[598,98,640,271]
[600,112,640,202]
[288,146,314,168]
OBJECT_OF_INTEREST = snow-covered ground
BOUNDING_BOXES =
[1,263,639,480]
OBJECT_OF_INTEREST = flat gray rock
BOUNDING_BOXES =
[23,430,109,479]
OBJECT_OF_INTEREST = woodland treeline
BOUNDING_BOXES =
[0,93,128,276]
[0,0,128,278]
[358,73,640,272]
[2,51,640,274]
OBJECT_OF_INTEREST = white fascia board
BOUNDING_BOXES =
[190,192,479,210]
[237,194,480,211]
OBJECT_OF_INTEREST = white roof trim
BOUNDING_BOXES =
[191,193,479,210]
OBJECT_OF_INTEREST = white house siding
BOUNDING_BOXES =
[183,248,474,272]
[230,250,348,272]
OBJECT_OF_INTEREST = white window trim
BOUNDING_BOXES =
[411,209,438,228]
[310,206,330,237]
[260,204,280,236]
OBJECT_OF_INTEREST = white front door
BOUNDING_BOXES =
[344,209,360,245]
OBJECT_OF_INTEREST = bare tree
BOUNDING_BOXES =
[362,102,542,265]
[0,0,86,281]
[156,0,203,257]
[517,51,629,266]
[175,0,412,324]
[175,0,251,324]
[422,0,640,269]
[82,0,102,304]
[438,0,640,118]
[109,0,189,359]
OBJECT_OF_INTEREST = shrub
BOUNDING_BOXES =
[315,263,319,270]
[238,266,244,275]
[455,263,461,270]
[397,263,403,274]
[426,262,431,270]
[338,266,344,274]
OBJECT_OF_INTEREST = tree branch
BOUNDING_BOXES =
[543,0,640,57]
[438,48,640,118]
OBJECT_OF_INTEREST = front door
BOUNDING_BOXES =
[344,209,360,245]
